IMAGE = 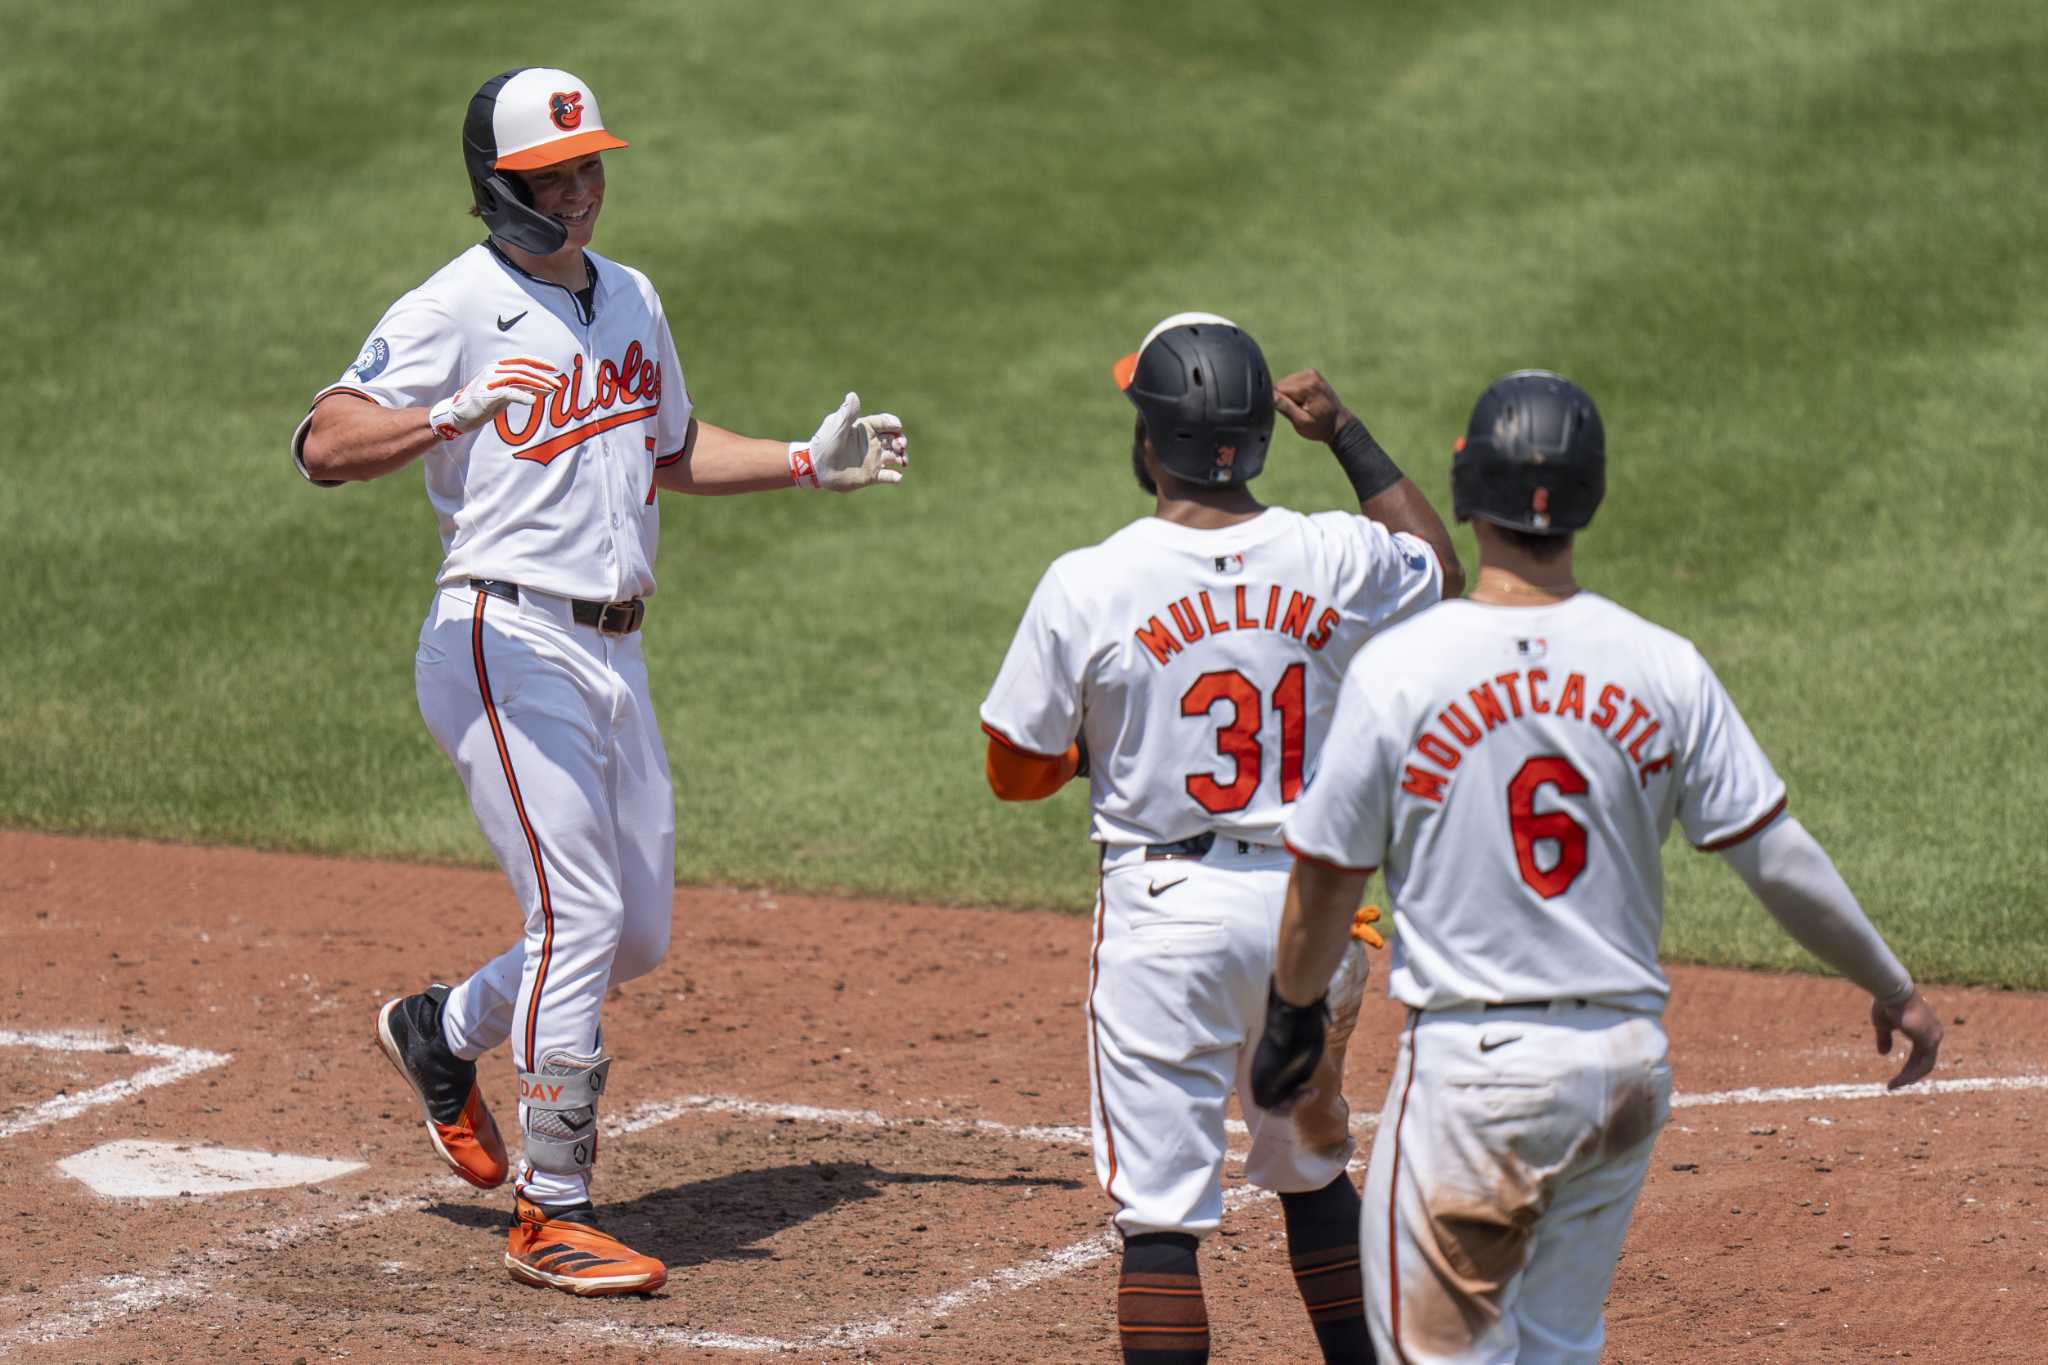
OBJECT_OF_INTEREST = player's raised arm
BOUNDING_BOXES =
[1716,813,1942,1089]
[655,393,907,496]
[1273,369,1464,598]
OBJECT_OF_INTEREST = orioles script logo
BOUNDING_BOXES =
[549,90,584,130]
[493,339,662,466]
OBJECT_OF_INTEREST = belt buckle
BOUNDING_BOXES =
[595,601,635,635]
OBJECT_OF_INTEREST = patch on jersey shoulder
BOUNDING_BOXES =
[349,337,390,383]
[1515,637,1548,659]
[1214,552,1245,575]
[1404,549,1429,572]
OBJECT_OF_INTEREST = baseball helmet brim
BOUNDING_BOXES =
[496,129,629,171]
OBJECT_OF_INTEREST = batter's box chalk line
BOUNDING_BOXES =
[0,1028,231,1140]
[10,1073,2045,1354]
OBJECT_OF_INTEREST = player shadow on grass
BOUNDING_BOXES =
[421,1162,1082,1269]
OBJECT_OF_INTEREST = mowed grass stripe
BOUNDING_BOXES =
[0,0,2041,986]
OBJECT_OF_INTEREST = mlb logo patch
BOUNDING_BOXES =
[1516,637,1548,659]
[1214,553,1245,575]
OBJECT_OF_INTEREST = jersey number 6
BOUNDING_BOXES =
[1507,754,1590,898]
[1180,665,1306,814]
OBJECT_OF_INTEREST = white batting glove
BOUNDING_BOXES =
[428,356,563,441]
[788,392,908,491]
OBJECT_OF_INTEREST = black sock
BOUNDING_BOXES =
[1280,1174,1374,1364]
[1118,1231,1208,1364]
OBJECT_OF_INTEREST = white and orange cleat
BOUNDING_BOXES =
[373,984,509,1190]
[505,1196,668,1296]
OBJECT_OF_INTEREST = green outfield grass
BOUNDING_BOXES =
[3,1,2043,987]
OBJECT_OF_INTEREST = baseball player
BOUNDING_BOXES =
[292,68,907,1296]
[981,313,1464,1364]
[1255,371,1944,1363]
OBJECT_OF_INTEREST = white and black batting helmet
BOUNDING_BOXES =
[462,68,628,255]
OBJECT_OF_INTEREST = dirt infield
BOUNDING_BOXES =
[2,830,2043,1362]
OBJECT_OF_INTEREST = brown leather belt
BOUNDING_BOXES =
[469,578,644,635]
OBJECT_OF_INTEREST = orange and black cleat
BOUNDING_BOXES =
[374,984,509,1190]
[506,1196,667,1296]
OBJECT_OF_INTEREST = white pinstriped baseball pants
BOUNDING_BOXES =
[412,585,676,1206]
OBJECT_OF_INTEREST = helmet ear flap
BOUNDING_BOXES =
[475,170,569,255]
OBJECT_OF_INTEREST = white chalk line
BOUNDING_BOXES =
[578,1183,1280,1355]
[2,1192,433,1350]
[0,1029,233,1141]
[10,1071,2043,1355]
[1671,1073,2048,1109]
[605,1093,1091,1147]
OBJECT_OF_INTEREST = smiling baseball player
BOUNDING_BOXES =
[293,67,906,1297]
[981,313,1463,1364]
[1257,370,1943,1363]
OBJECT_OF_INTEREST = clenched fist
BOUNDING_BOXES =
[1272,369,1357,444]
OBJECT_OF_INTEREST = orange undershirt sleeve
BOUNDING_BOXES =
[983,730,1082,802]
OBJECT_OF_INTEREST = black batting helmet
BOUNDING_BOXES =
[463,68,628,256]
[1114,313,1275,486]
[1452,370,1606,534]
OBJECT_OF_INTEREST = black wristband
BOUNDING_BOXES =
[1329,418,1405,504]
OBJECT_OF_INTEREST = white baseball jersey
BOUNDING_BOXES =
[1285,590,1787,1011]
[981,508,1443,847]
[291,242,693,603]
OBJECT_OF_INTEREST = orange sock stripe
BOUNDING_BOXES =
[473,591,555,1072]
[1293,1256,1363,1277]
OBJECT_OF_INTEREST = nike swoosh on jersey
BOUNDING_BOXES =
[1478,1032,1522,1053]
[1147,877,1187,898]
[497,311,528,331]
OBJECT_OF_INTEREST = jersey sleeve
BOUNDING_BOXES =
[1330,514,1444,631]
[979,564,1088,758]
[289,291,464,486]
[651,300,693,460]
[1677,647,1789,850]
[1282,668,1402,872]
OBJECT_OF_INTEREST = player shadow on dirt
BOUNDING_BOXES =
[421,1161,1082,1269]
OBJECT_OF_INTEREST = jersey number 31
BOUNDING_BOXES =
[1180,665,1305,814]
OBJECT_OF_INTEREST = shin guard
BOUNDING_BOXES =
[518,1048,610,1176]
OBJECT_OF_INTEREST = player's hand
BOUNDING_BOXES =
[794,392,908,491]
[1872,990,1942,1090]
[1250,980,1328,1113]
[427,357,562,440]
[1273,369,1357,445]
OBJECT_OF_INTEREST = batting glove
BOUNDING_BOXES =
[1352,903,1387,951]
[789,392,908,491]
[428,357,563,441]
[1249,980,1327,1113]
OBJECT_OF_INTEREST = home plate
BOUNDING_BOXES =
[57,1140,366,1197]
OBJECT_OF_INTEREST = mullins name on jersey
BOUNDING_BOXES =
[1400,668,1676,804]
[1134,585,1343,665]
